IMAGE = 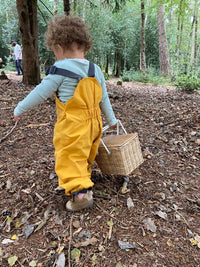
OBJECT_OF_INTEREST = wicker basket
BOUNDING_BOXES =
[95,132,144,176]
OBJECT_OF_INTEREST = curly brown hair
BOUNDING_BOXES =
[45,15,93,52]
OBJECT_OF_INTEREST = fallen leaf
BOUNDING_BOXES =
[49,173,56,180]
[21,188,31,194]
[24,224,35,239]
[118,240,140,250]
[30,170,35,175]
[74,237,98,247]
[29,260,37,267]
[127,197,134,209]
[56,252,66,267]
[92,254,97,265]
[155,211,167,220]
[34,220,46,232]
[71,248,81,260]
[143,217,157,233]
[73,220,80,228]
[6,180,12,190]
[57,246,64,254]
[107,220,114,226]
[8,256,18,266]
[167,239,174,247]
[2,239,14,244]
[190,235,200,248]
[11,234,18,240]
[196,139,200,144]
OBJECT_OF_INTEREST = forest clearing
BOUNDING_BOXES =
[0,74,199,266]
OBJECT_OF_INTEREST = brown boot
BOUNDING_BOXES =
[66,191,93,211]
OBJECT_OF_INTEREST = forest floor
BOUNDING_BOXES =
[0,72,200,267]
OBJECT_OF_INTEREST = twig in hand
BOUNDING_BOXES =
[68,214,74,267]
[0,121,18,143]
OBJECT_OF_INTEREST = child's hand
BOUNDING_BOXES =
[109,122,117,129]
[14,115,22,122]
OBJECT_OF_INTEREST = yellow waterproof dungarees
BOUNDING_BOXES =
[53,64,102,195]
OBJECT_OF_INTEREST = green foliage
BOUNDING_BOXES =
[103,72,111,80]
[0,0,200,81]
[121,67,170,85]
[174,75,200,93]
[1,58,16,72]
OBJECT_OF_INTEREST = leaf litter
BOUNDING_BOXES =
[0,74,199,266]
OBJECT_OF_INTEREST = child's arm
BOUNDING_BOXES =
[98,71,118,126]
[14,75,63,118]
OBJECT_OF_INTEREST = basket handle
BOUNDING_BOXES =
[100,120,127,154]
[103,120,127,134]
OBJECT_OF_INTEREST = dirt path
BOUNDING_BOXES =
[0,75,199,266]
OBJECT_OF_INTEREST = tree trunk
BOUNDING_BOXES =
[115,51,121,77]
[82,0,87,21]
[174,0,183,73]
[157,4,170,76]
[140,0,146,72]
[105,54,109,74]
[73,0,77,15]
[54,0,58,14]
[63,0,70,15]
[193,10,198,70]
[16,0,40,85]
[185,8,196,74]
[191,0,198,72]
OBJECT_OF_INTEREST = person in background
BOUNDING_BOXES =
[13,15,117,211]
[10,40,23,75]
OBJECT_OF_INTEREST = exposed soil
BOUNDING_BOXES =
[0,72,200,267]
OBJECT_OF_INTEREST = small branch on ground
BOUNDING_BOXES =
[0,121,18,143]
[68,214,74,267]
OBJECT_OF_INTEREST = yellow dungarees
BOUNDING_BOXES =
[53,72,102,196]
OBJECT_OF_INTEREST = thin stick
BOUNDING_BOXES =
[68,214,74,267]
[95,203,129,228]
[0,121,18,143]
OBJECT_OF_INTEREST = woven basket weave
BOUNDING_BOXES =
[95,133,144,175]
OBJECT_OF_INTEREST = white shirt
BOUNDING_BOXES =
[14,44,22,60]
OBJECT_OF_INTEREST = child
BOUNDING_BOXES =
[14,15,117,211]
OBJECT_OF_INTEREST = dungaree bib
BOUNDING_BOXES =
[52,63,103,195]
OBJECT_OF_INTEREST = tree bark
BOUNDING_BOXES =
[115,51,121,77]
[16,0,40,85]
[63,0,70,15]
[73,0,77,15]
[82,0,87,21]
[140,0,146,72]
[105,54,109,74]
[157,4,170,76]
[185,9,196,74]
[54,0,58,14]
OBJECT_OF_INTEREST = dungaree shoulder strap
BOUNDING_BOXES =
[45,61,95,79]
[88,62,95,77]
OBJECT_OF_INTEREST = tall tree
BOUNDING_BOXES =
[174,0,184,74]
[54,0,59,14]
[190,0,198,72]
[157,3,170,76]
[140,0,146,72]
[63,0,70,15]
[16,0,40,85]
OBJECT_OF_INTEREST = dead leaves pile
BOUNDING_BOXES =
[0,78,200,266]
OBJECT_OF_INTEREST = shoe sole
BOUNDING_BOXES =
[66,198,93,211]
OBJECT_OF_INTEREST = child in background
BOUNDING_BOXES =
[14,15,117,211]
